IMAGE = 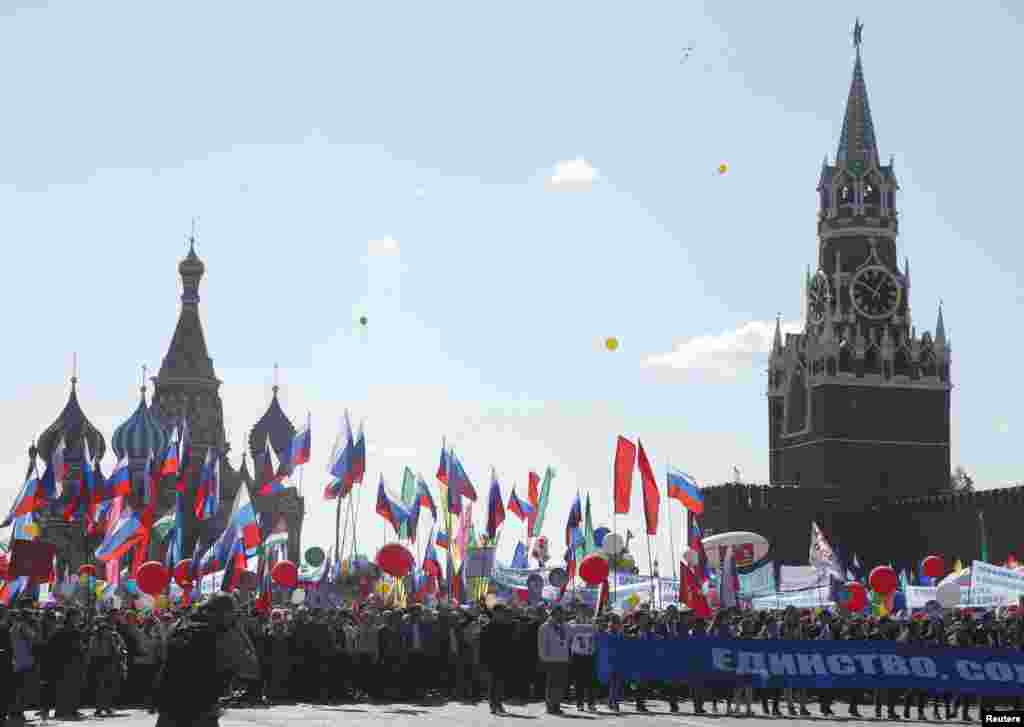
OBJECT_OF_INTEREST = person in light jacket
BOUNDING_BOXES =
[537,606,571,715]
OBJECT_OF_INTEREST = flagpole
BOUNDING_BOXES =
[666,464,678,589]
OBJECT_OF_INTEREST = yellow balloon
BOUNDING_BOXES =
[605,337,619,351]
[718,162,729,175]
[24,523,40,537]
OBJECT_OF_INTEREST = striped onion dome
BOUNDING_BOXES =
[112,386,169,460]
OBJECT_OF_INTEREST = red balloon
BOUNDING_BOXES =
[79,564,96,578]
[922,555,945,579]
[272,560,299,589]
[579,554,610,586]
[844,582,867,611]
[173,559,193,588]
[869,565,898,595]
[136,561,171,596]
[376,543,414,578]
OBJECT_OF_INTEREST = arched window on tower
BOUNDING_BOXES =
[921,353,937,378]
[894,348,910,377]
[863,180,880,205]
[839,184,853,207]
[864,345,881,376]
[826,356,837,376]
[838,341,853,374]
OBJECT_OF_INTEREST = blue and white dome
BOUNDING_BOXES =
[112,387,169,460]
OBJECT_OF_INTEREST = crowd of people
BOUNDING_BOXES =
[1,594,1022,726]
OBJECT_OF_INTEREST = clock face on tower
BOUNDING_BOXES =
[850,265,902,320]
[807,271,831,323]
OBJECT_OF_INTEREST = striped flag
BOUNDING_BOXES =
[529,467,554,538]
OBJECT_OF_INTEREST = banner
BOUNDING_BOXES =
[970,561,1024,606]
[596,635,1024,696]
[739,561,776,597]
[9,539,55,580]
[779,565,826,592]
[750,586,833,611]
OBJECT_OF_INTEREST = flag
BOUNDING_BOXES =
[486,469,505,540]
[165,525,179,570]
[51,436,66,499]
[1,472,43,527]
[637,441,659,536]
[95,506,145,561]
[687,513,710,585]
[0,576,28,606]
[289,413,312,469]
[351,421,366,484]
[565,492,582,546]
[326,411,356,498]
[507,487,534,522]
[87,499,115,537]
[175,419,192,493]
[423,531,442,578]
[529,467,554,538]
[527,471,540,536]
[681,564,713,618]
[160,426,180,477]
[511,541,529,569]
[226,469,262,558]
[195,448,221,520]
[719,546,739,608]
[436,439,449,485]
[613,436,636,515]
[406,497,423,545]
[445,450,461,516]
[435,529,450,551]
[666,468,704,515]
[399,467,418,540]
[257,439,287,496]
[583,494,596,557]
[107,457,132,498]
[809,522,844,579]
[416,475,436,520]
[376,476,411,536]
[221,539,245,592]
[448,450,477,502]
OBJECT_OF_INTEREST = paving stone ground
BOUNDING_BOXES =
[8,700,986,727]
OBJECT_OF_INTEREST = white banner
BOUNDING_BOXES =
[751,586,833,611]
[970,561,1024,606]
[778,565,827,592]
[739,561,776,597]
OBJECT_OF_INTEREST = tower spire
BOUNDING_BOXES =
[773,313,783,353]
[836,19,880,170]
[936,300,946,345]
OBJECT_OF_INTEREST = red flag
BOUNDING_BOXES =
[613,436,636,515]
[9,539,56,579]
[598,578,610,613]
[637,440,659,535]
[681,564,712,618]
[527,470,541,534]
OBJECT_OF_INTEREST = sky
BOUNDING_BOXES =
[1,1,1022,574]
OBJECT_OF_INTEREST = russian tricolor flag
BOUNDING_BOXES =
[95,506,145,562]
[226,470,262,558]
[160,426,180,477]
[507,487,534,522]
[108,457,132,498]
[175,419,192,494]
[289,414,311,469]
[435,439,449,485]
[195,448,220,521]
[435,529,450,551]
[416,475,436,520]
[376,475,410,536]
[423,531,442,578]
[565,492,582,546]
[257,440,287,497]
[486,469,505,540]
[326,411,355,499]
[667,468,704,515]
[448,451,477,502]
[351,421,366,484]
[1,472,42,527]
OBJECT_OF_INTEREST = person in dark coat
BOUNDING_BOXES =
[480,604,517,715]
[0,605,13,723]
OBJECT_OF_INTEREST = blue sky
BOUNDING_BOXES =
[2,2,1022,571]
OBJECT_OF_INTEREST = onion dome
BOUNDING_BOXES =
[248,386,295,463]
[36,377,107,463]
[112,386,169,460]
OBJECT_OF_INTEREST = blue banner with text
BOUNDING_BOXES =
[596,635,1024,696]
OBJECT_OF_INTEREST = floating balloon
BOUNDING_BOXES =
[136,561,171,597]
[79,564,97,578]
[173,560,193,588]
[359,315,368,326]
[593,527,610,548]
[305,547,325,567]
[922,555,945,579]
[717,162,729,175]
[272,560,299,589]
[869,565,898,595]
[376,543,414,578]
[843,582,867,612]
[602,533,624,556]
[605,337,619,351]
[936,581,960,608]
[579,554,610,586]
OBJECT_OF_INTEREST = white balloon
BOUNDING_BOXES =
[603,533,624,556]
[936,581,960,609]
[291,588,307,605]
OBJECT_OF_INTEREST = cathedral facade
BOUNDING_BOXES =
[33,240,306,575]
[698,36,1024,569]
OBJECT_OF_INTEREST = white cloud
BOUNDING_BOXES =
[645,319,802,380]
[545,157,599,191]
[367,237,400,257]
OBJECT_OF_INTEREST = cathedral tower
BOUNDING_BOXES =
[768,23,951,499]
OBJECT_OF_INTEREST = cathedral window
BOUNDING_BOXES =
[921,353,937,378]
[838,342,853,373]
[839,185,853,205]
[863,181,879,204]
